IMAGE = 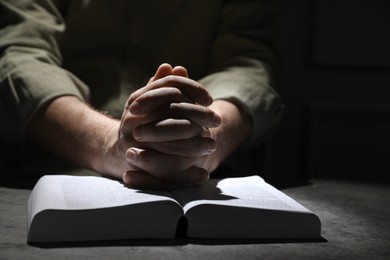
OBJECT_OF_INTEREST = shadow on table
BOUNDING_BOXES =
[29,236,326,248]
[0,176,41,190]
[0,176,40,190]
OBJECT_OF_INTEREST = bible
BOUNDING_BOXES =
[27,175,321,242]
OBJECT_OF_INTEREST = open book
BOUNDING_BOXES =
[27,175,321,242]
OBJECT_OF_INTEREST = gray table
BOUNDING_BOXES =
[1,178,389,259]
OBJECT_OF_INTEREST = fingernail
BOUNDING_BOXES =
[123,172,135,187]
[123,172,131,184]
[208,140,217,153]
[133,127,143,141]
[212,115,222,127]
[198,170,210,182]
[191,169,209,183]
[130,101,141,115]
[126,148,137,162]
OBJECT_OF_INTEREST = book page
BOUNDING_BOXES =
[59,176,175,209]
[172,175,321,239]
[28,175,176,219]
[172,176,310,213]
[27,175,183,242]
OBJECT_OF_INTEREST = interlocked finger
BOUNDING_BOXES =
[133,118,202,142]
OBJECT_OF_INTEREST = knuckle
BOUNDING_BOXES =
[162,75,176,85]
[193,81,203,90]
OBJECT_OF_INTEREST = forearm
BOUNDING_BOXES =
[0,1,90,145]
[27,96,124,179]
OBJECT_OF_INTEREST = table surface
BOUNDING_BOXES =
[1,177,389,260]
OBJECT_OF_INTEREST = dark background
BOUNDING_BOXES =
[261,0,390,186]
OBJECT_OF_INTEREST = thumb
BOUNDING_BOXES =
[172,66,188,78]
[148,63,173,83]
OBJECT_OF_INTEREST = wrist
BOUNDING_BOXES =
[27,96,128,179]
[208,100,252,171]
[90,118,124,178]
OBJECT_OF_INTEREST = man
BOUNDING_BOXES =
[0,0,283,190]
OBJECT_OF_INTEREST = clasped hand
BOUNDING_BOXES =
[118,64,222,190]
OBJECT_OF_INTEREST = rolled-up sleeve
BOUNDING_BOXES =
[0,0,89,144]
[199,1,284,147]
